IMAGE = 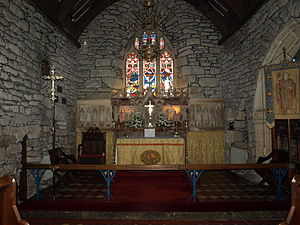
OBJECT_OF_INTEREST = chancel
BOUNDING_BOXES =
[1,0,300,224]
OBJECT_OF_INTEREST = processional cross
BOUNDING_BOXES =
[145,100,154,127]
[43,67,63,197]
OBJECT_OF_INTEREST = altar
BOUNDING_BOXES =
[115,138,185,165]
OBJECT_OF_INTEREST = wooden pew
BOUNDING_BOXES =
[0,176,29,225]
[279,175,300,225]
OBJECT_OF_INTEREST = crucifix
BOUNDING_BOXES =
[43,67,63,198]
[145,100,154,127]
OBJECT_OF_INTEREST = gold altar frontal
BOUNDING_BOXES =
[115,138,185,165]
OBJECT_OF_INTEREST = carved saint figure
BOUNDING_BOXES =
[276,72,296,112]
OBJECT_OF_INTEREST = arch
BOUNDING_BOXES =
[253,18,300,159]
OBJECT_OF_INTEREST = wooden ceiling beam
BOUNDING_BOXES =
[29,0,81,48]
[222,0,247,19]
[186,0,237,36]
[57,0,78,22]
[72,0,119,39]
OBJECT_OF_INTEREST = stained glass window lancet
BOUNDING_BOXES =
[126,52,139,97]
[160,51,174,93]
[143,60,157,94]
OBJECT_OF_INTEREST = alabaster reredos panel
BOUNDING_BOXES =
[77,99,112,130]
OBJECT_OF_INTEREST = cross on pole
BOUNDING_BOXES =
[43,67,63,198]
[43,68,64,105]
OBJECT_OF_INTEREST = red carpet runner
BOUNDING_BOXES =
[111,171,190,202]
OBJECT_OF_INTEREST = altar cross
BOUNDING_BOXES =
[43,68,64,105]
[145,100,155,127]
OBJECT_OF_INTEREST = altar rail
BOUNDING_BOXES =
[23,163,289,202]
[19,135,290,202]
[24,163,288,171]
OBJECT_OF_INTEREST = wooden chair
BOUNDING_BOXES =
[48,147,77,185]
[255,149,289,188]
[279,175,300,225]
[78,127,106,164]
[0,176,29,225]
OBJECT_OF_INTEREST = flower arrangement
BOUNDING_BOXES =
[156,112,171,127]
[126,112,144,128]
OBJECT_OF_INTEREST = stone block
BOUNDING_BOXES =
[10,2,24,18]
[96,58,112,67]
[7,43,21,55]
[176,57,188,67]
[0,115,11,126]
[0,164,14,175]
[236,111,246,121]
[7,144,21,154]
[2,9,18,23]
[235,121,246,128]
[85,78,103,88]
[234,131,244,143]
[178,49,193,57]
[0,55,8,64]
[186,38,200,45]
[3,65,18,75]
[198,78,218,87]
[17,20,29,32]
[4,125,41,141]
[0,136,17,146]
[0,147,7,163]
[182,66,204,76]
[210,68,221,74]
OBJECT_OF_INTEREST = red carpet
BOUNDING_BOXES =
[111,171,190,202]
[19,171,290,212]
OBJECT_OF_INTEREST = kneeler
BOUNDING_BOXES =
[78,127,106,164]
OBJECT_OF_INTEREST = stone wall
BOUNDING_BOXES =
[0,0,78,185]
[78,0,222,100]
[220,0,300,162]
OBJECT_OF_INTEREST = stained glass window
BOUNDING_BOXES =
[143,60,156,94]
[160,51,173,93]
[126,52,139,97]
[125,51,174,96]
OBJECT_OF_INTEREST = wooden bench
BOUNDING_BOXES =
[279,175,300,225]
[0,176,29,225]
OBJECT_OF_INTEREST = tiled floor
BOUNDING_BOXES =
[38,170,282,202]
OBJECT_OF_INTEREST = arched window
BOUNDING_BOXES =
[126,51,174,96]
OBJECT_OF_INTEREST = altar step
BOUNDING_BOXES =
[22,210,287,225]
[19,170,290,224]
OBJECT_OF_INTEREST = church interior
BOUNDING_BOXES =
[1,0,300,224]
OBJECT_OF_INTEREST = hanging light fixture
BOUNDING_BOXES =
[134,0,165,61]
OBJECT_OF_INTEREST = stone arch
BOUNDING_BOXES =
[253,18,300,159]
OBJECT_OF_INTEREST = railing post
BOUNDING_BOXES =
[99,169,117,200]
[19,135,28,201]
[185,169,205,202]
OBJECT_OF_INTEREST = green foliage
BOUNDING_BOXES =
[126,112,144,128]
[156,112,171,127]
